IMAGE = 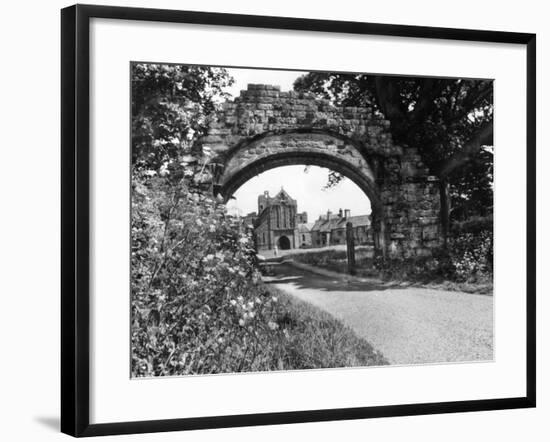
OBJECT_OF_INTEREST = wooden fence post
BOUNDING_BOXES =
[346,221,356,275]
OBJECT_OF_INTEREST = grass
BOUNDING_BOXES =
[290,248,379,277]
[262,286,388,370]
[290,248,493,295]
[409,278,493,295]
[132,278,388,377]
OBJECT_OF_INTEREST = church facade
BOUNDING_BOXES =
[254,189,310,251]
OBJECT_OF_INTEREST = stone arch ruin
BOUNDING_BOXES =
[197,84,442,259]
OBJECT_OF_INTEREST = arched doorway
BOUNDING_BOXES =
[277,235,291,250]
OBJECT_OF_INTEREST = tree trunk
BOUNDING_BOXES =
[437,122,493,178]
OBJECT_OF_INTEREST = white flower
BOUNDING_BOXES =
[196,219,203,226]
[238,319,245,326]
[255,297,262,304]
[186,128,195,140]
[249,311,255,319]
[230,299,237,306]
[268,321,278,330]
[272,296,278,303]
[159,162,170,177]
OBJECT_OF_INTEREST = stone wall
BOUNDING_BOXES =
[295,228,312,249]
[196,84,442,259]
[201,84,399,157]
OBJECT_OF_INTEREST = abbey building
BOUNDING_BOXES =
[248,188,372,251]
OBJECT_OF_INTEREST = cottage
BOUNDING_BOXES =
[310,209,372,247]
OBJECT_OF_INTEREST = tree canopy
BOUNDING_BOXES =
[294,73,493,221]
[131,63,234,174]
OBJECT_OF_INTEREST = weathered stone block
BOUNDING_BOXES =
[418,216,439,226]
[422,225,439,240]
[415,248,432,257]
[390,233,406,240]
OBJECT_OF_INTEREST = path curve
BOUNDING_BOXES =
[265,263,493,365]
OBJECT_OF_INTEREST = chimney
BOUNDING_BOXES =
[338,208,343,218]
[326,210,332,220]
[345,209,351,218]
[264,190,269,197]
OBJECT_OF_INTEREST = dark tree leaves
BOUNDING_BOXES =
[294,72,493,220]
[131,63,234,173]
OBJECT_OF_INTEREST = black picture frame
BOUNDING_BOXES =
[61,4,536,437]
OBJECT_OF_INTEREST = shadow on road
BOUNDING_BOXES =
[262,263,408,293]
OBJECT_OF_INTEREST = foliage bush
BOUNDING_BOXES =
[132,174,267,376]
[289,233,492,289]
[131,63,234,172]
[447,230,493,282]
[131,176,387,376]
[374,230,493,287]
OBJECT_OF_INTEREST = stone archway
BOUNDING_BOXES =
[197,84,442,259]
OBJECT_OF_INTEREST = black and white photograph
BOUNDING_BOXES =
[0,0,544,439]
[130,63,494,377]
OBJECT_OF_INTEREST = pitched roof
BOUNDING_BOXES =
[347,215,371,227]
[310,214,371,232]
[310,214,341,232]
[297,222,314,232]
[269,187,296,205]
[310,219,325,232]
[320,216,344,232]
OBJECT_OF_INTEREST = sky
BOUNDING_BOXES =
[224,67,307,98]
[226,165,371,221]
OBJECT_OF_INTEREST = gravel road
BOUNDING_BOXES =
[265,263,493,365]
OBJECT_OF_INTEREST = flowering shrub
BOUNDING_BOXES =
[130,63,387,375]
[131,174,387,375]
[373,230,492,286]
[132,174,276,376]
[448,230,493,282]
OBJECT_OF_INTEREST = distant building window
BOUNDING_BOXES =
[302,234,305,241]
